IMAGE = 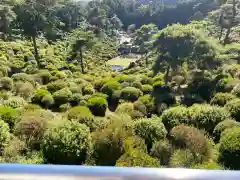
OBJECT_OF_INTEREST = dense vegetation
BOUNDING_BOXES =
[0,0,240,170]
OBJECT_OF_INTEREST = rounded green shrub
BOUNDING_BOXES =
[59,103,71,112]
[82,85,95,95]
[213,119,240,142]
[134,118,167,150]
[210,93,236,106]
[15,82,35,101]
[225,99,240,121]
[133,101,147,117]
[0,106,19,130]
[0,77,13,90]
[69,93,83,106]
[53,88,72,106]
[151,139,173,166]
[41,94,54,108]
[162,106,189,131]
[142,84,153,94]
[32,89,51,105]
[47,80,66,93]
[42,121,92,165]
[35,70,52,85]
[101,81,120,97]
[170,125,210,159]
[139,95,155,114]
[12,73,33,84]
[115,102,134,115]
[140,76,153,85]
[88,97,108,117]
[231,84,240,97]
[189,104,231,133]
[132,81,142,91]
[120,87,141,102]
[219,127,240,169]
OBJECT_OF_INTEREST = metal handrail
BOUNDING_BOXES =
[0,164,239,180]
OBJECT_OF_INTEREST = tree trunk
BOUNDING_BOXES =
[145,52,148,67]
[219,27,223,41]
[32,35,39,65]
[79,47,85,74]
[223,28,231,45]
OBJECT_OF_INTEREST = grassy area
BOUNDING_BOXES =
[106,56,138,67]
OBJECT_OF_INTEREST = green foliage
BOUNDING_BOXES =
[225,99,240,121]
[151,139,173,166]
[101,81,120,97]
[32,89,50,105]
[213,119,240,142]
[120,87,142,102]
[88,97,108,117]
[0,77,13,90]
[3,96,26,108]
[41,94,54,108]
[162,106,189,131]
[0,120,11,149]
[42,121,92,165]
[47,80,66,93]
[134,118,167,150]
[219,127,240,169]
[188,104,231,133]
[142,84,153,94]
[211,93,237,106]
[0,106,19,130]
[53,88,72,106]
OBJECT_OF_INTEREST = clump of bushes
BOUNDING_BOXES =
[88,97,108,117]
[0,77,13,90]
[0,120,11,149]
[213,119,240,142]
[3,96,26,108]
[120,87,142,102]
[41,94,54,108]
[101,81,120,97]
[210,93,236,106]
[225,99,240,121]
[134,118,167,150]
[53,88,72,106]
[162,106,189,131]
[32,89,51,105]
[0,106,19,130]
[219,127,240,169]
[142,84,153,94]
[42,121,92,165]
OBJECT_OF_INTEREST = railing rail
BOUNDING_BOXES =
[0,164,239,180]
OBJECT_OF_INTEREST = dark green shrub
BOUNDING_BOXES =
[142,84,153,94]
[132,81,142,90]
[0,106,19,130]
[189,104,231,133]
[210,93,236,106]
[36,70,52,85]
[82,85,95,95]
[120,82,130,89]
[32,89,51,105]
[42,121,92,165]
[88,97,108,117]
[47,80,66,93]
[140,76,153,85]
[41,94,54,108]
[213,120,240,142]
[67,106,94,125]
[14,110,49,150]
[162,106,189,131]
[0,77,13,90]
[101,81,120,97]
[151,139,173,166]
[231,84,240,97]
[92,118,133,166]
[0,120,11,149]
[59,103,71,112]
[219,127,240,169]
[120,87,141,102]
[225,99,240,121]
[15,82,35,101]
[12,73,33,84]
[139,95,155,114]
[69,93,83,106]
[53,88,72,106]
[170,125,211,160]
[134,118,167,150]
[116,148,160,168]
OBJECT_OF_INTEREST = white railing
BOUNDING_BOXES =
[0,164,239,180]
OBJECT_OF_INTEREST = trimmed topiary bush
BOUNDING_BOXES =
[162,106,189,131]
[132,81,142,91]
[53,88,72,106]
[120,87,141,102]
[101,81,121,97]
[134,118,167,150]
[170,125,211,160]
[115,102,134,115]
[210,93,236,106]
[0,77,13,90]
[151,139,173,166]
[82,85,95,95]
[231,84,240,97]
[88,97,108,117]
[0,106,19,130]
[15,82,35,101]
[42,121,92,165]
[46,80,66,93]
[225,99,240,121]
[69,93,83,106]
[139,95,155,114]
[3,96,26,108]
[213,119,240,142]
[41,94,54,108]
[12,73,33,84]
[32,89,51,105]
[142,84,153,94]
[140,76,153,85]
[188,104,231,133]
[219,127,240,169]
